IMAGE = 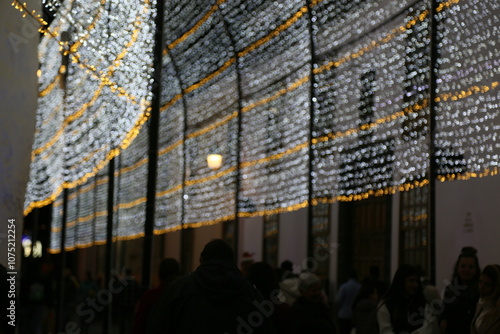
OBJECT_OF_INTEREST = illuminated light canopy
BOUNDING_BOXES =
[18,0,498,246]
[154,0,499,234]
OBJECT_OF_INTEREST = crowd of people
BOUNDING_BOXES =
[12,260,143,334]
[144,242,500,334]
[10,243,500,334]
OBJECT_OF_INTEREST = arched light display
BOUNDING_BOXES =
[24,0,157,215]
[19,0,498,248]
[24,7,69,216]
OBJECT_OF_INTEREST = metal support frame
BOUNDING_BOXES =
[305,0,318,263]
[427,0,439,284]
[220,12,242,263]
[141,0,165,288]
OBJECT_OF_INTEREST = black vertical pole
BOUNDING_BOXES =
[102,9,115,334]
[305,0,318,262]
[56,30,70,332]
[103,157,115,334]
[56,188,68,332]
[427,0,439,284]
[179,74,189,273]
[102,9,116,332]
[232,41,243,265]
[142,0,164,289]
[220,13,242,263]
[163,48,189,272]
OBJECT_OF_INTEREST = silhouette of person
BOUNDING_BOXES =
[289,272,336,334]
[336,269,361,334]
[247,262,292,333]
[116,269,140,334]
[58,268,79,331]
[240,251,255,277]
[352,280,379,334]
[148,239,272,334]
[440,246,481,334]
[377,264,438,334]
[132,258,180,334]
[77,271,99,334]
[471,264,500,334]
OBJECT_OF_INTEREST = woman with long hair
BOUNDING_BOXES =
[377,264,438,334]
[471,264,500,334]
[439,246,481,334]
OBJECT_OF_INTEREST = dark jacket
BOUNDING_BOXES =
[440,281,479,334]
[353,299,378,334]
[289,296,336,334]
[148,260,272,334]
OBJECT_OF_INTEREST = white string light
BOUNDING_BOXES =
[154,53,185,233]
[27,0,498,247]
[114,121,149,239]
[65,188,78,251]
[23,10,69,214]
[49,198,63,253]
[94,165,109,244]
[434,0,500,178]
[76,180,95,248]
[313,0,432,198]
